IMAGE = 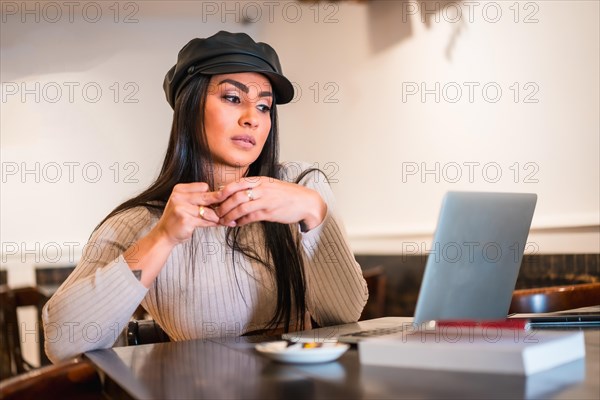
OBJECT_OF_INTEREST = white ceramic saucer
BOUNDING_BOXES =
[255,341,349,364]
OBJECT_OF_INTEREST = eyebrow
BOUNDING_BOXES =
[218,79,273,98]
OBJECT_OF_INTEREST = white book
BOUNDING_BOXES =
[358,328,585,376]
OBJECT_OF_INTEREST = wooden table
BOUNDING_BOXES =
[86,329,600,399]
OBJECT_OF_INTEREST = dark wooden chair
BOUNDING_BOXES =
[127,319,170,346]
[509,282,600,314]
[35,266,147,354]
[0,272,9,379]
[361,266,387,320]
[35,265,75,288]
[34,265,76,366]
[0,358,103,400]
[0,286,44,380]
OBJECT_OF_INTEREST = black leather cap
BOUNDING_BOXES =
[163,31,294,109]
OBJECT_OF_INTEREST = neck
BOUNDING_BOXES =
[212,163,249,188]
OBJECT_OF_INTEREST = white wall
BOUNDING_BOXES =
[262,1,600,254]
[2,0,599,271]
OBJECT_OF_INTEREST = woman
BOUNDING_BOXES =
[43,31,368,363]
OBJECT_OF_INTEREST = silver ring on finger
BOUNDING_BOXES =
[246,189,254,201]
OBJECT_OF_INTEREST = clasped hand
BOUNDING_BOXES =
[155,177,326,246]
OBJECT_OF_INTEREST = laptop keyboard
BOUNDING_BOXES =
[339,326,406,339]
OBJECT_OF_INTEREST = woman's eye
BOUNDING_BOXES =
[257,104,271,113]
[223,94,240,104]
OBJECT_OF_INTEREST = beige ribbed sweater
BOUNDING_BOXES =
[42,163,368,363]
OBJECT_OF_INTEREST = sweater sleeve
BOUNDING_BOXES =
[283,163,369,326]
[42,207,152,363]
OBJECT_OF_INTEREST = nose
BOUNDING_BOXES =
[239,106,259,129]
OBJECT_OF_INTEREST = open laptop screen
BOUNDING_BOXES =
[413,192,537,324]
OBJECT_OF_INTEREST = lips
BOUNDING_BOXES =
[231,135,256,147]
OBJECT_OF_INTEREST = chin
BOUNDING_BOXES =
[230,154,260,168]
[214,151,261,172]
[225,158,255,170]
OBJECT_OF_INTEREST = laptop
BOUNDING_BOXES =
[509,306,600,328]
[284,191,539,343]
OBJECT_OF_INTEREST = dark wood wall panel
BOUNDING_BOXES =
[357,254,600,319]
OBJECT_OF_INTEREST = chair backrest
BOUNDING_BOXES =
[127,319,171,346]
[509,282,600,314]
[0,286,43,379]
[34,265,76,366]
[361,266,387,320]
[0,358,102,400]
[34,265,75,288]
[0,284,12,380]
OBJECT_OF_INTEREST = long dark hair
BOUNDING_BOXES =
[98,74,308,332]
